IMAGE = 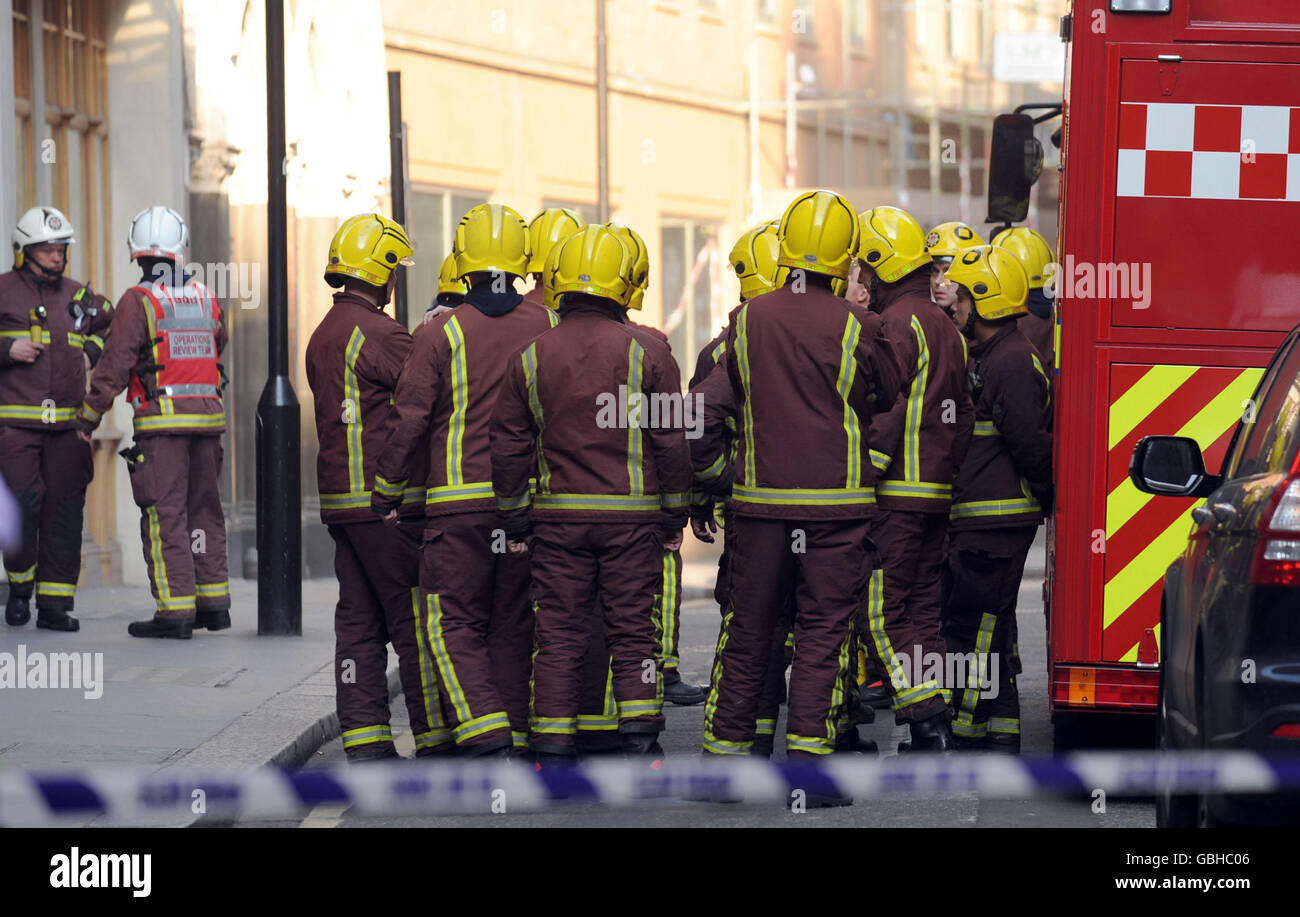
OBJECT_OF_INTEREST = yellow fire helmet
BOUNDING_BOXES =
[437,252,467,296]
[774,190,859,297]
[541,243,565,311]
[527,207,586,275]
[945,244,1029,322]
[551,224,634,307]
[857,206,932,284]
[325,212,414,289]
[453,203,531,280]
[728,221,780,301]
[991,225,1056,291]
[607,223,650,311]
[925,221,985,261]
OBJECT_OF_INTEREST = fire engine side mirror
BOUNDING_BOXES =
[1130,435,1220,498]
[986,113,1043,225]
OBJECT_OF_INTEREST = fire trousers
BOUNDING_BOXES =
[703,516,875,756]
[126,434,228,619]
[864,509,951,723]
[419,511,533,754]
[0,426,92,611]
[529,521,666,754]
[941,527,1035,745]
[329,521,454,758]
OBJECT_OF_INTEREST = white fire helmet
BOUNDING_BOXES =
[127,206,188,263]
[12,206,75,269]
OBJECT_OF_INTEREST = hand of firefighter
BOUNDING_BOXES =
[690,515,717,544]
[506,538,530,555]
[662,528,684,552]
[8,339,45,363]
[380,509,399,527]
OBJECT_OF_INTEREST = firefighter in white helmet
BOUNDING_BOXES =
[1,206,113,631]
[76,206,232,638]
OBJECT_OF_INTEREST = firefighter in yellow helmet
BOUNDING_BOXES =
[491,224,692,763]
[943,245,1051,752]
[302,213,453,760]
[524,208,585,309]
[924,221,985,315]
[692,191,904,801]
[992,226,1056,369]
[423,252,466,324]
[853,205,974,752]
[372,203,557,756]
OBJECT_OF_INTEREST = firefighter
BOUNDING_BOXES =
[943,245,1051,752]
[491,224,692,762]
[925,221,985,316]
[75,206,230,639]
[304,212,453,761]
[992,226,1057,370]
[694,190,903,795]
[371,203,554,757]
[854,205,974,752]
[423,253,466,324]
[1,206,112,631]
[523,208,585,309]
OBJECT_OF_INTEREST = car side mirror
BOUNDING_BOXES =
[986,113,1043,225]
[1129,435,1219,498]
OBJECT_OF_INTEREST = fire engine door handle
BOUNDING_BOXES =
[1190,506,1213,526]
[1210,503,1238,526]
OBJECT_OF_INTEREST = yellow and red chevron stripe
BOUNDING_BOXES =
[1102,363,1264,662]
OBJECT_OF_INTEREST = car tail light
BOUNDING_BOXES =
[1272,724,1300,739]
[1053,664,1159,710]
[1252,475,1300,586]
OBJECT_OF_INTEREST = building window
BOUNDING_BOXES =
[12,0,110,292]
[756,0,776,24]
[406,187,490,329]
[660,218,722,374]
[848,0,867,49]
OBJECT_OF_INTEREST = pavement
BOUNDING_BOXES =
[1,530,1060,827]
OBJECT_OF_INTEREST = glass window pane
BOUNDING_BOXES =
[1227,339,1300,479]
[408,189,445,325]
[660,224,687,359]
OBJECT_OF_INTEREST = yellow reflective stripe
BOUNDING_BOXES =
[88,334,105,350]
[7,564,36,584]
[863,568,908,695]
[157,596,197,611]
[195,581,230,597]
[989,717,1020,735]
[78,402,101,422]
[511,730,529,749]
[695,452,726,482]
[617,699,662,717]
[145,506,170,602]
[410,589,444,732]
[876,480,952,499]
[950,497,1040,519]
[1105,368,1262,538]
[703,607,736,746]
[65,333,85,349]
[822,610,855,745]
[732,485,876,506]
[443,316,468,486]
[533,493,660,511]
[35,581,77,596]
[659,551,680,667]
[837,313,864,488]
[426,592,471,723]
[576,715,620,731]
[342,725,393,748]
[957,612,997,719]
[319,491,372,510]
[530,716,577,734]
[0,329,52,344]
[973,420,999,436]
[660,491,689,509]
[1030,352,1050,414]
[402,486,424,505]
[1103,511,1198,629]
[702,735,752,755]
[134,413,224,431]
[627,337,645,496]
[905,315,929,482]
[373,474,406,498]
[952,716,988,738]
[415,729,454,749]
[343,328,367,494]
[754,718,777,736]
[711,339,726,363]
[522,343,551,493]
[453,711,512,743]
[786,735,834,754]
[1107,364,1198,450]
[735,305,757,488]
[495,491,532,512]
[425,482,495,504]
[0,405,78,421]
[869,449,891,472]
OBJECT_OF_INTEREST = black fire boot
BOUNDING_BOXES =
[663,670,707,706]
[902,712,954,753]
[620,731,665,762]
[859,679,892,710]
[128,616,193,639]
[5,592,31,626]
[786,750,853,807]
[36,608,79,632]
[751,733,775,758]
[986,733,1021,754]
[193,607,232,631]
[347,743,399,764]
[834,725,878,755]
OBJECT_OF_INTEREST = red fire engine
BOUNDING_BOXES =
[989,0,1300,744]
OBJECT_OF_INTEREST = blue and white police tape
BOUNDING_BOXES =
[3,751,1299,825]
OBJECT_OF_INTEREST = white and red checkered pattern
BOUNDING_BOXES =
[1116,102,1300,200]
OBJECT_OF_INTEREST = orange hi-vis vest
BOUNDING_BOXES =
[126,277,223,423]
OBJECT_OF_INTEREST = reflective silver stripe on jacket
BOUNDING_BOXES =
[160,383,221,397]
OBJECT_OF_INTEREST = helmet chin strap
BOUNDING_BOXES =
[960,311,977,340]
[24,252,65,284]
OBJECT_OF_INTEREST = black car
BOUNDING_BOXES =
[1130,325,1300,828]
